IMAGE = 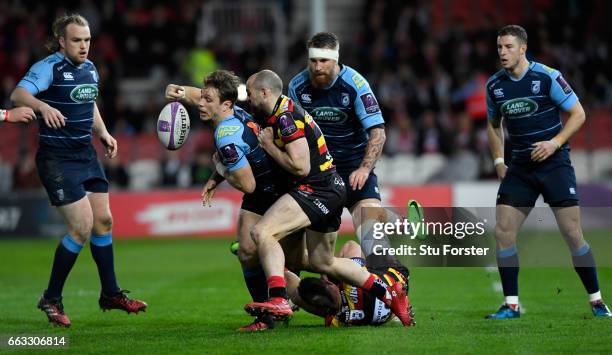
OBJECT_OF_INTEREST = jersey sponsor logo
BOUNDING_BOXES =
[531,80,541,94]
[219,143,240,164]
[216,125,241,138]
[300,93,312,103]
[360,93,380,114]
[569,187,576,195]
[501,98,539,119]
[494,88,504,98]
[278,114,298,137]
[311,107,348,123]
[69,84,98,102]
[341,93,350,107]
[313,198,329,215]
[556,75,573,95]
[63,72,74,81]
[351,73,365,89]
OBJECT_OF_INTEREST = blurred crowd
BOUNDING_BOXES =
[0,0,610,191]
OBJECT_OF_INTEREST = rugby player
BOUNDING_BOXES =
[286,239,414,327]
[485,25,611,318]
[288,32,392,256]
[243,70,413,327]
[0,107,36,123]
[165,70,294,331]
[10,14,147,327]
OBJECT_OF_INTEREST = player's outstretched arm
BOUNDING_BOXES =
[10,87,65,129]
[531,101,586,163]
[350,126,386,190]
[165,84,200,107]
[487,118,507,179]
[0,107,36,123]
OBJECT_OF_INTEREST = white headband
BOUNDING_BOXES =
[308,47,339,61]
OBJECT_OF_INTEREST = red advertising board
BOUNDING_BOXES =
[110,185,452,238]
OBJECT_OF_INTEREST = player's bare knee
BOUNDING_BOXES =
[69,224,93,244]
[94,214,113,234]
[238,244,258,266]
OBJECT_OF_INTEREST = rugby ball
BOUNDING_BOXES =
[157,102,190,150]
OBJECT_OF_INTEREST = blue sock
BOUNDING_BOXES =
[571,243,600,294]
[243,266,268,302]
[90,232,120,295]
[44,235,83,299]
[497,245,519,297]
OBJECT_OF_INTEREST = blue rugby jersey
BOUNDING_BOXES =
[215,106,282,194]
[288,65,384,171]
[17,52,99,151]
[486,61,579,164]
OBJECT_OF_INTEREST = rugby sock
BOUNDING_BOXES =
[362,274,389,300]
[243,266,268,302]
[267,276,288,299]
[44,235,83,299]
[496,246,519,301]
[90,232,120,295]
[571,243,600,296]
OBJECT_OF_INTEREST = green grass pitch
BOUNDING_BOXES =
[0,236,610,354]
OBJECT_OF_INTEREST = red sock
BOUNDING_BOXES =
[267,276,286,289]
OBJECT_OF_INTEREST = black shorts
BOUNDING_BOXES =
[241,190,282,216]
[36,145,108,206]
[337,168,381,209]
[288,171,346,233]
[497,150,579,208]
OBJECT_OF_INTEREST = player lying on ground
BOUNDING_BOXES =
[285,239,414,327]
[243,69,413,326]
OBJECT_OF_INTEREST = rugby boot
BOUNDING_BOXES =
[237,314,275,332]
[384,282,415,326]
[37,295,71,327]
[485,304,520,319]
[591,300,612,317]
[244,297,293,320]
[99,289,147,314]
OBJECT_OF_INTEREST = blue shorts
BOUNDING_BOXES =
[337,168,381,210]
[36,145,108,206]
[497,150,579,208]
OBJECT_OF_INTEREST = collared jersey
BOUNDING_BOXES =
[215,106,282,194]
[486,61,579,164]
[288,65,384,171]
[266,95,335,183]
[17,52,99,151]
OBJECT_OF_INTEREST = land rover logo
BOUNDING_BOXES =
[501,98,538,119]
[311,107,348,123]
[70,84,98,103]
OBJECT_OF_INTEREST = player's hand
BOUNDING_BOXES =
[201,179,217,207]
[257,127,274,150]
[100,132,118,159]
[531,140,559,162]
[495,163,507,180]
[6,107,36,123]
[165,84,186,101]
[349,166,370,190]
[38,103,66,129]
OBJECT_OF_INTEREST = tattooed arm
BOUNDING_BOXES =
[349,126,386,190]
